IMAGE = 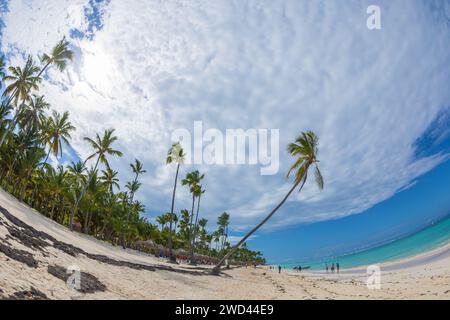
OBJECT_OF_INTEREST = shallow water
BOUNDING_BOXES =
[281,216,450,271]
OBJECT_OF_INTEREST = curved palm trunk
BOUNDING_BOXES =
[189,194,201,264]
[168,163,180,262]
[211,176,307,274]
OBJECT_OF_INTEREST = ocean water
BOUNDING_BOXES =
[281,216,450,271]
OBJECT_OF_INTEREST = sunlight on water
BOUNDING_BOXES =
[282,217,450,270]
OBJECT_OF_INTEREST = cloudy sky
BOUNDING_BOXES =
[1,0,449,261]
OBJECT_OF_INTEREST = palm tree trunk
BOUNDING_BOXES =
[211,176,307,274]
[70,156,100,230]
[187,193,195,256]
[0,97,27,147]
[189,194,201,264]
[41,148,51,167]
[167,163,179,262]
[0,87,18,146]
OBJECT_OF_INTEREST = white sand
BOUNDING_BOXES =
[0,188,449,300]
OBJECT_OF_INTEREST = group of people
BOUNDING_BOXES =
[325,262,340,273]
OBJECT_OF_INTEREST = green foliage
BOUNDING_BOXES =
[0,37,265,266]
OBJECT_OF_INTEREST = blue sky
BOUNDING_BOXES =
[0,0,449,262]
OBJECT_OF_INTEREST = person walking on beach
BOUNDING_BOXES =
[331,263,335,273]
[336,263,340,273]
[278,265,281,274]
[325,263,329,273]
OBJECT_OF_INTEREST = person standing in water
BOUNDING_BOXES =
[325,263,329,273]
[278,265,281,274]
[336,263,340,273]
[331,263,335,273]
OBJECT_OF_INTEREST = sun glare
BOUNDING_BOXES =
[81,47,114,91]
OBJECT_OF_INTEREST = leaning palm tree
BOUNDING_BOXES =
[39,36,74,76]
[1,38,72,147]
[0,56,41,146]
[2,55,41,107]
[69,129,122,230]
[166,141,185,261]
[41,110,75,166]
[212,131,324,274]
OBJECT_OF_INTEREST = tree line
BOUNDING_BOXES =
[0,38,265,267]
[0,37,325,273]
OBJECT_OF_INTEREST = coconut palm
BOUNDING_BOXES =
[189,184,205,264]
[41,110,75,166]
[69,129,123,230]
[2,55,41,107]
[128,159,145,206]
[18,94,49,136]
[182,170,204,259]
[217,212,230,251]
[166,141,185,261]
[39,37,74,76]
[0,56,41,146]
[212,131,324,274]
[101,166,120,193]
[0,55,6,85]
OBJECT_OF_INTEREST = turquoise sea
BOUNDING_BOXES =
[281,216,450,271]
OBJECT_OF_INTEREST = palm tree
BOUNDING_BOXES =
[41,110,75,166]
[39,37,74,76]
[182,170,204,259]
[101,166,120,193]
[217,212,230,251]
[128,159,145,207]
[0,56,41,146]
[189,184,205,263]
[2,55,41,107]
[166,141,185,261]
[18,94,49,136]
[69,129,122,230]
[0,55,6,85]
[212,131,324,274]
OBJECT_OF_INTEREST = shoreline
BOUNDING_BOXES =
[1,188,449,299]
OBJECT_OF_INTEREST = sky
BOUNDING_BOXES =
[0,0,449,263]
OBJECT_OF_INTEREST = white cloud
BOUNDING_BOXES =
[1,0,450,233]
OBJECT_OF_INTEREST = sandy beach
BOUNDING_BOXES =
[0,188,449,300]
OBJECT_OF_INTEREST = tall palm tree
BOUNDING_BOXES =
[189,184,205,264]
[182,170,204,259]
[217,212,230,251]
[1,38,73,147]
[212,131,324,274]
[0,56,41,146]
[69,128,122,230]
[166,141,185,261]
[41,110,75,166]
[128,159,145,206]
